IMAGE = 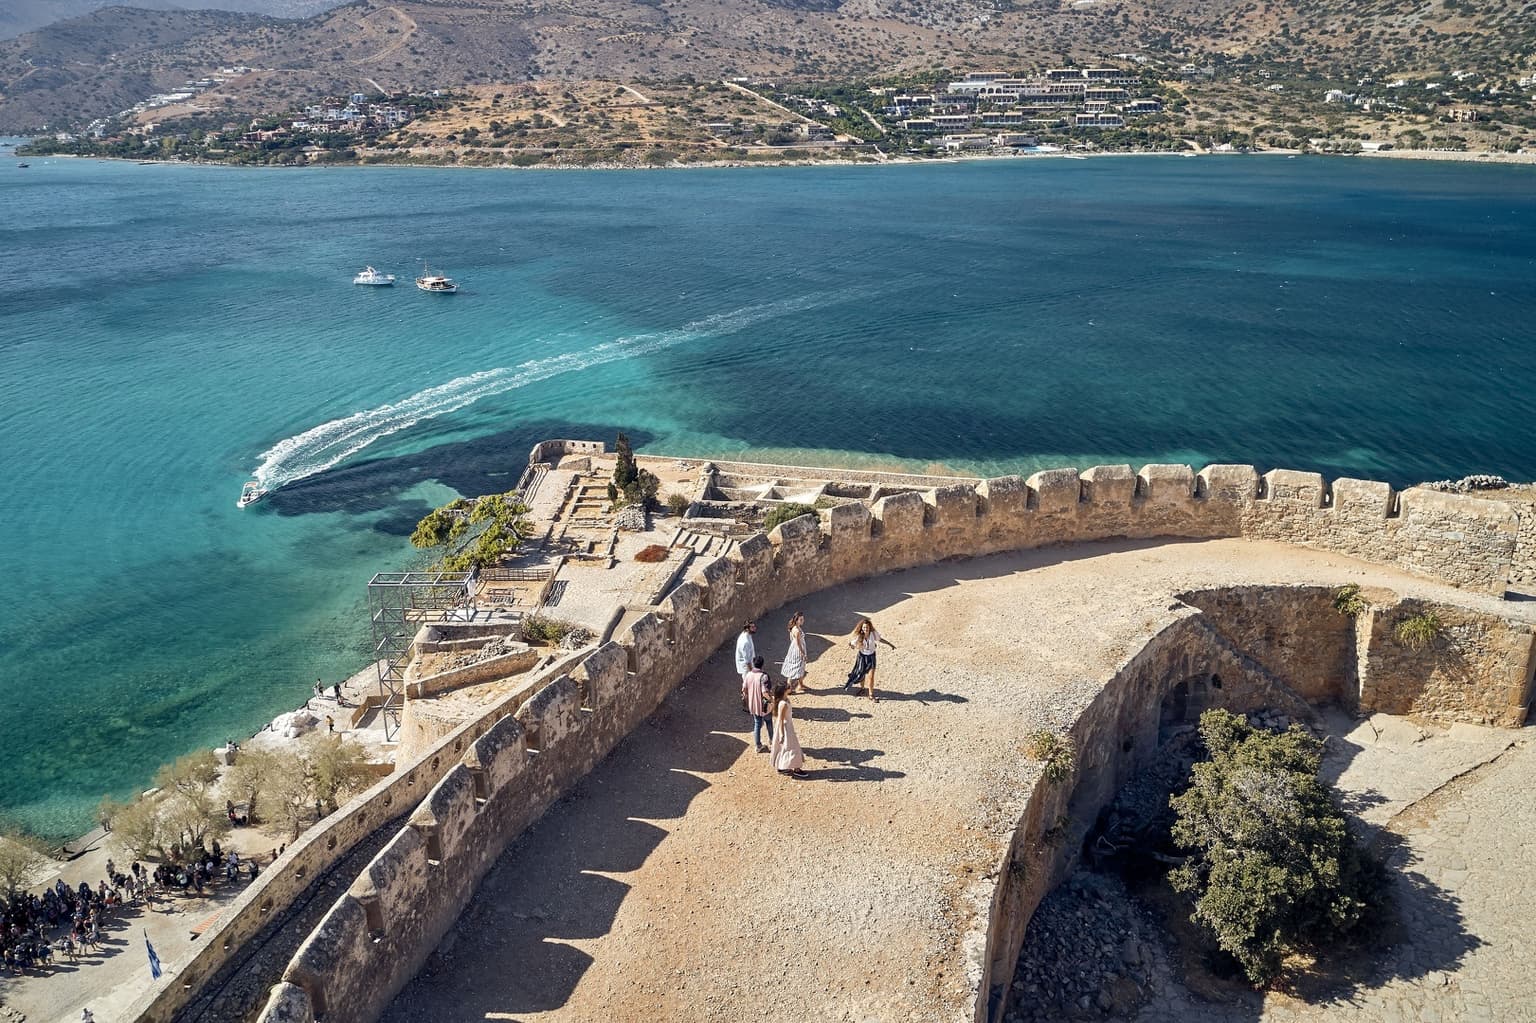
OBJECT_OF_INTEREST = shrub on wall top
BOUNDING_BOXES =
[1394,611,1442,651]
[1332,584,1368,617]
[763,503,817,533]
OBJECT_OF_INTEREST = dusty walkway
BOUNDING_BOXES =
[382,539,1532,1023]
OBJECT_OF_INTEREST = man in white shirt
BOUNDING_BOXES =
[734,621,757,681]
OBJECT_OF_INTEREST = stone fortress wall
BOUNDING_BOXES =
[153,446,1536,1023]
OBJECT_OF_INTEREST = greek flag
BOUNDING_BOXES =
[145,933,162,980]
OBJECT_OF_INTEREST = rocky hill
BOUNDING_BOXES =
[2,0,1533,133]
[0,0,343,42]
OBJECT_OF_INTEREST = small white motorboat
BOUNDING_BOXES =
[237,480,268,509]
[415,265,458,294]
[353,266,396,286]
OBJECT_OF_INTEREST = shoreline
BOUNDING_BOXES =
[24,146,1536,172]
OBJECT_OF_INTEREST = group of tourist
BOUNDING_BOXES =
[152,841,256,896]
[0,862,134,973]
[735,614,895,780]
[0,843,257,977]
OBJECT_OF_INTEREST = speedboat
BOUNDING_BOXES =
[237,480,268,509]
[353,266,395,286]
[415,266,458,294]
[16,163,28,168]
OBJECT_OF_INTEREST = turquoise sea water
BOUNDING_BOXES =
[2,150,1535,836]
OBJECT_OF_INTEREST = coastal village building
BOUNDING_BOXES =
[888,67,1159,141]
[941,133,992,150]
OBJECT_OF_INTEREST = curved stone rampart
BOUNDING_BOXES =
[123,656,584,1023]
[241,455,1529,1023]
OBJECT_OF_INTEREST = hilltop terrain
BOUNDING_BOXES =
[0,0,341,43]
[2,0,1533,142]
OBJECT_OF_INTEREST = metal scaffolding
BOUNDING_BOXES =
[366,569,473,741]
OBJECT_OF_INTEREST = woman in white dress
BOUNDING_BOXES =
[769,682,806,778]
[782,611,808,694]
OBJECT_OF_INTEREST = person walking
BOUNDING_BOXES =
[735,621,757,681]
[741,655,774,752]
[768,682,806,778]
[782,611,808,694]
[845,617,896,701]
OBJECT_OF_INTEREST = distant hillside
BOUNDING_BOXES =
[0,0,342,42]
[2,0,1533,133]
[0,7,279,129]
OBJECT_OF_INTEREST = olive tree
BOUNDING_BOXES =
[0,833,51,900]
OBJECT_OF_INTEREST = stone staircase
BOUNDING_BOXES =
[672,527,737,559]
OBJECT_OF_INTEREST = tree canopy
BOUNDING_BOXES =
[410,492,530,572]
[609,432,659,508]
[1169,709,1382,987]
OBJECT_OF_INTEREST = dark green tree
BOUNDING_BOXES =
[1169,709,1382,987]
[613,433,638,491]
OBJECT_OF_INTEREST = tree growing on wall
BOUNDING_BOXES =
[1168,709,1383,987]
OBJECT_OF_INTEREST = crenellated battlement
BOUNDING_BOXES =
[162,448,1533,1023]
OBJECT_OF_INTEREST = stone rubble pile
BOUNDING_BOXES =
[558,626,596,650]
[1007,872,1160,1023]
[1086,729,1201,865]
[613,505,647,531]
[1246,708,1296,731]
[447,634,527,670]
[1423,475,1510,493]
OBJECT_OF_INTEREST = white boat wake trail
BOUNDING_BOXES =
[250,292,836,491]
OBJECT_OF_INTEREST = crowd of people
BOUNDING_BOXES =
[736,614,896,780]
[150,841,257,897]
[0,842,257,977]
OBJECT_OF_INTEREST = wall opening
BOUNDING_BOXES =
[364,898,385,941]
[424,828,444,865]
[1160,675,1215,735]
[1160,680,1189,730]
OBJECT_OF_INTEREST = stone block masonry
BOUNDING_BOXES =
[243,450,1536,1023]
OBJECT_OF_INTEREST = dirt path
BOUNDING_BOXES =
[352,6,416,66]
[381,539,1532,1023]
[721,79,816,124]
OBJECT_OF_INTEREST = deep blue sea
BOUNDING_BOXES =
[2,145,1534,836]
